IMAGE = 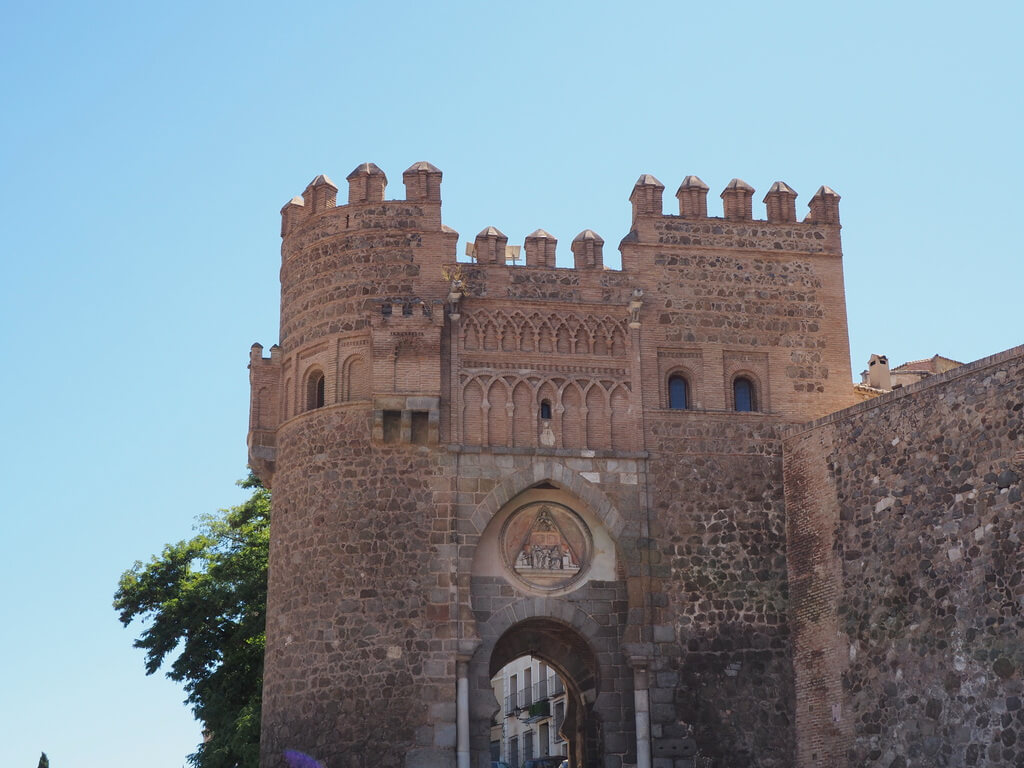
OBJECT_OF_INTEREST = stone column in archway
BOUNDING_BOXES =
[456,657,470,768]
[629,657,652,768]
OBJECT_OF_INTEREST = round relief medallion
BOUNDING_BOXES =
[499,501,593,592]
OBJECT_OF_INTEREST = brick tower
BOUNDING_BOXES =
[249,163,855,768]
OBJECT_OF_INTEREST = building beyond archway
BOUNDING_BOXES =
[489,620,599,767]
[472,611,634,768]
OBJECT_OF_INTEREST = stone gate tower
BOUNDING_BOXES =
[249,162,855,768]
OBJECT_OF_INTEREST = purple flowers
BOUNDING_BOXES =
[283,749,326,768]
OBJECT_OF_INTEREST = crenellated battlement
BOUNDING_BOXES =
[632,172,840,226]
[279,161,448,239]
[279,163,841,267]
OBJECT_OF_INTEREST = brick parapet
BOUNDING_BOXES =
[280,200,447,261]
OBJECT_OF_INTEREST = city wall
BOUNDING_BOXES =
[784,345,1024,767]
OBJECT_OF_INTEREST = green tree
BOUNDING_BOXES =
[37,752,49,768]
[115,475,269,768]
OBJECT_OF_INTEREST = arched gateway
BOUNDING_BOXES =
[485,618,602,768]
[466,477,638,768]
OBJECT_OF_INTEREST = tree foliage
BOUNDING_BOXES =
[114,475,269,768]
[37,752,49,768]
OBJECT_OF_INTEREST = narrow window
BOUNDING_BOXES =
[540,399,552,420]
[668,374,689,409]
[734,377,755,412]
[306,371,325,411]
[382,410,401,442]
[411,411,429,445]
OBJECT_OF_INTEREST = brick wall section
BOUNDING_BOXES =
[279,201,453,350]
[784,345,1024,768]
[784,423,850,767]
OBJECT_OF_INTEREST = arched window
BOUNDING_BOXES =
[668,374,689,410]
[306,370,325,411]
[733,376,756,412]
[539,399,552,420]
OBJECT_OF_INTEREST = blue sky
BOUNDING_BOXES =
[1,2,1021,766]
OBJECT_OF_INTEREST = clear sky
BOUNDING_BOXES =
[1,2,1021,766]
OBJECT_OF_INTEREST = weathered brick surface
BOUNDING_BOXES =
[784,346,1024,768]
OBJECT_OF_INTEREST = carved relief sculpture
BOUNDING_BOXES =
[500,502,592,592]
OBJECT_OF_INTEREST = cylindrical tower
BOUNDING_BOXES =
[249,162,460,767]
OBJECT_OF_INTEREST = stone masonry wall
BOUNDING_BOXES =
[261,405,458,768]
[649,413,796,768]
[784,346,1024,768]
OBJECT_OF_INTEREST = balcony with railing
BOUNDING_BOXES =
[504,675,566,719]
[534,675,564,701]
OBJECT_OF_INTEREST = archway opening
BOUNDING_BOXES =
[488,618,601,768]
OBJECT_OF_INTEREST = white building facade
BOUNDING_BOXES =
[491,656,569,766]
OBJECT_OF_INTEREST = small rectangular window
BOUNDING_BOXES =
[382,410,401,443]
[411,411,429,444]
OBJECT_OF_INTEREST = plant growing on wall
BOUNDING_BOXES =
[528,700,551,718]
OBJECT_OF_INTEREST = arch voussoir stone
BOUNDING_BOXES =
[470,459,625,539]
[474,596,606,657]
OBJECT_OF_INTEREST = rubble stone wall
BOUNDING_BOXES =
[649,413,796,768]
[784,346,1024,768]
[261,405,458,768]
